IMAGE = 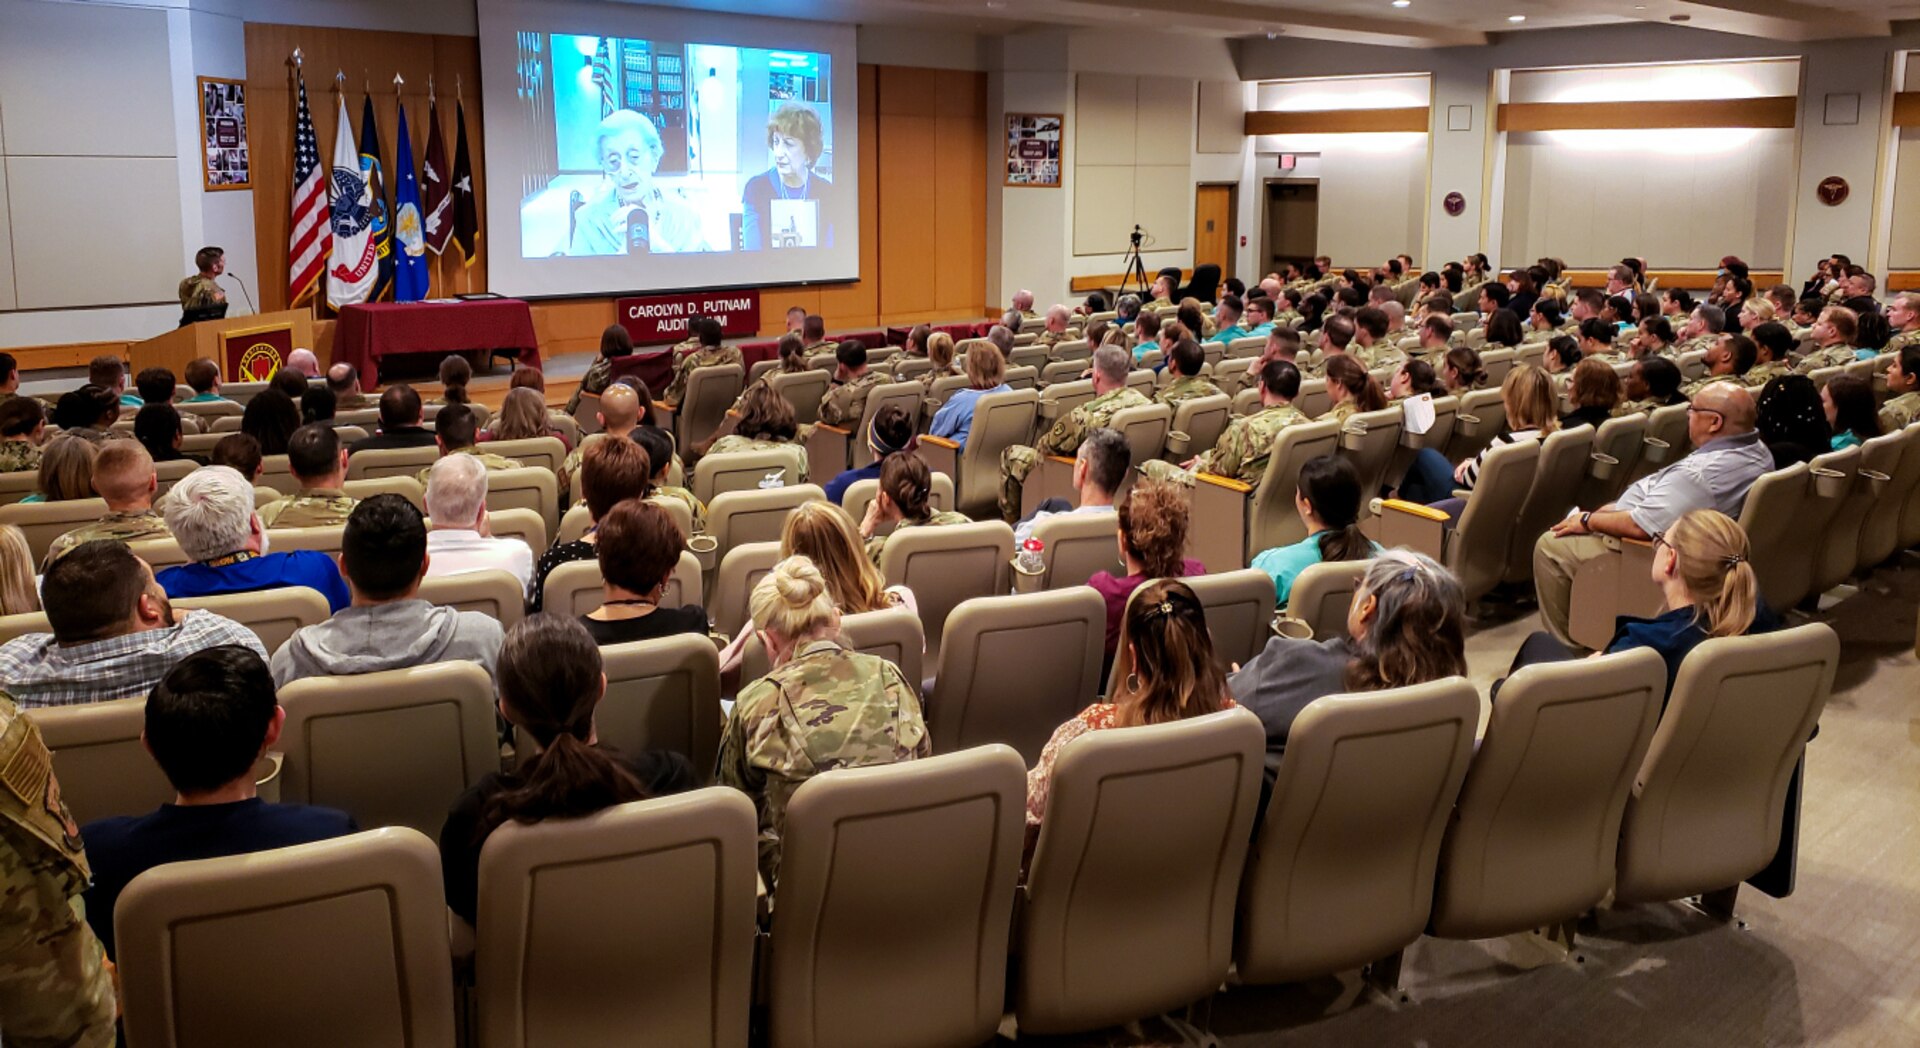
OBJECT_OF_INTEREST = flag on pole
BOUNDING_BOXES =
[421,98,453,256]
[451,99,479,266]
[391,101,431,301]
[592,38,616,118]
[325,95,377,308]
[287,69,330,306]
[359,94,395,302]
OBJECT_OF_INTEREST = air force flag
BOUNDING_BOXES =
[391,101,431,302]
[326,96,377,308]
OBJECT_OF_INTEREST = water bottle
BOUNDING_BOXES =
[758,468,786,489]
[1017,537,1045,575]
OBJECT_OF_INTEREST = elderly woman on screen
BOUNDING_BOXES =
[569,109,711,256]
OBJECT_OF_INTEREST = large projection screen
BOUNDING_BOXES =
[476,0,860,297]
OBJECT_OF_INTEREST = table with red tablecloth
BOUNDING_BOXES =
[333,299,542,381]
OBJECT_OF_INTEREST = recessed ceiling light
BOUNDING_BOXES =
[1392,0,1412,7]
[1633,4,1646,8]
[1508,14,1527,22]
[984,0,1005,7]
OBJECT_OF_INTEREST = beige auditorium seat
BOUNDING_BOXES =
[1010,344,1049,371]
[556,502,594,545]
[1189,419,1342,573]
[256,454,299,495]
[547,413,582,448]
[592,635,724,778]
[805,380,925,481]
[1501,424,1596,586]
[1016,708,1265,1035]
[709,541,780,637]
[918,389,1039,520]
[768,368,831,427]
[1378,437,1542,606]
[29,697,176,826]
[1039,359,1086,386]
[484,507,549,555]
[252,484,281,509]
[1614,623,1839,915]
[1479,348,1517,386]
[1339,407,1403,515]
[152,457,198,497]
[930,589,1106,762]
[117,827,457,1048]
[1020,402,1170,517]
[340,474,427,512]
[1629,402,1691,483]
[209,414,244,433]
[1185,567,1281,670]
[178,587,332,653]
[1005,364,1040,391]
[707,484,825,562]
[1030,508,1123,590]
[1860,423,1920,569]
[1897,424,1920,555]
[840,473,954,526]
[1052,338,1093,362]
[659,363,745,449]
[1235,678,1479,987]
[877,520,1013,664]
[333,407,382,428]
[1814,436,1892,596]
[1776,449,1855,610]
[0,469,37,506]
[1294,378,1332,420]
[416,570,526,629]
[264,523,350,554]
[1734,462,1812,611]
[0,497,110,564]
[691,445,809,503]
[347,444,440,480]
[177,397,244,420]
[481,435,566,476]
[543,551,703,618]
[1443,387,1507,464]
[1429,649,1665,941]
[889,356,934,382]
[482,467,560,541]
[1036,378,1097,428]
[1283,558,1372,641]
[1166,393,1233,462]
[1226,335,1266,359]
[124,534,190,570]
[835,605,926,696]
[769,746,1026,1048]
[475,790,757,1048]
[276,661,499,834]
[1567,536,1665,651]
[1576,413,1648,510]
[923,373,970,417]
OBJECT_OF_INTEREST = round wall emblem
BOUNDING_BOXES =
[239,342,283,380]
[1817,176,1849,207]
[1443,191,1466,217]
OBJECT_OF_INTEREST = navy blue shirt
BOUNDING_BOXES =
[156,550,351,612]
[1607,602,1784,698]
[823,461,882,505]
[81,798,358,958]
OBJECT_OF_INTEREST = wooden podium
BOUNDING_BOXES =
[129,309,314,379]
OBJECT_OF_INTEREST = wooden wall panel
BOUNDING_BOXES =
[1497,97,1796,132]
[245,24,488,315]
[816,64,881,329]
[1245,107,1429,135]
[935,71,987,322]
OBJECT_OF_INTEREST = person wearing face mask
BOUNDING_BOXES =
[740,103,835,251]
[155,466,350,612]
[569,110,712,256]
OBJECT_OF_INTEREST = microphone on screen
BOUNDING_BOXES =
[626,206,651,254]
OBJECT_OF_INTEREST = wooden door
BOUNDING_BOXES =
[1194,184,1235,280]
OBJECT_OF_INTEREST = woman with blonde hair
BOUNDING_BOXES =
[1026,579,1234,829]
[928,338,1011,448]
[490,386,571,448]
[0,524,39,615]
[918,332,958,392]
[19,435,97,503]
[717,554,930,886]
[1397,363,1557,506]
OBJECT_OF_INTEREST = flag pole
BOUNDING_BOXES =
[292,48,311,321]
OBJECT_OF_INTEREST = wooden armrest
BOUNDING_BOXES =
[1193,473,1252,494]
[654,402,678,417]
[1621,536,1655,549]
[920,435,959,451]
[1378,498,1449,522]
[1045,455,1075,466]
[815,423,850,436]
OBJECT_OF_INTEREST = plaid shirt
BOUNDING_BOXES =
[0,610,267,709]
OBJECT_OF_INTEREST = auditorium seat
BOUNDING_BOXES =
[0,496,111,564]
[1379,437,1541,606]
[0,469,36,507]
[152,457,197,497]
[767,747,1025,1048]
[580,634,724,776]
[1037,378,1097,427]
[30,697,178,826]
[175,398,243,419]
[1226,336,1266,359]
[929,589,1106,762]
[1896,424,1920,554]
[1016,708,1263,1035]
[1295,378,1332,419]
[664,363,746,448]
[1020,403,1169,517]
[1188,418,1341,573]
[1779,450,1856,609]
[343,475,427,512]
[917,388,1038,520]
[1860,423,1920,569]
[1166,393,1232,464]
[1005,364,1040,391]
[876,520,1013,664]
[183,432,226,457]
[1815,436,1891,594]
[709,541,780,638]
[1479,348,1517,386]
[480,507,548,555]
[1283,558,1371,641]
[332,425,369,445]
[346,445,440,480]
[1028,509,1124,590]
[1577,413,1649,510]
[117,828,458,1048]
[1444,387,1507,464]
[804,380,923,480]
[1615,624,1839,916]
[1735,463,1813,610]
[1009,344,1049,371]
[481,435,566,475]
[1235,679,1478,988]
[922,373,971,419]
[1051,338,1093,362]
[1339,407,1403,519]
[209,415,244,433]
[333,408,381,428]
[415,570,527,630]
[769,368,831,426]
[257,454,299,495]
[1428,649,1664,943]
[542,550,703,618]
[275,661,499,834]
[890,356,933,381]
[481,467,560,540]
[1105,568,1275,698]
[692,446,808,503]
[706,484,825,563]
[1502,424,1596,586]
[835,604,926,695]
[1038,359,1085,387]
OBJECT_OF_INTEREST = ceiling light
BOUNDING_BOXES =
[1508,14,1526,22]
[984,0,1005,7]
[1392,0,1411,7]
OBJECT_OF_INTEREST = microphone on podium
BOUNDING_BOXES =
[222,272,257,314]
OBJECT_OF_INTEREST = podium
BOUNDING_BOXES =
[129,309,315,381]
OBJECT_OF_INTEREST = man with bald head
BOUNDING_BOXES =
[562,381,641,486]
[1532,381,1772,646]
[328,362,373,410]
[1010,289,1038,326]
[43,441,171,568]
[1037,304,1073,352]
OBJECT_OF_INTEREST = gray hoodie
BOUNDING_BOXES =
[270,599,504,688]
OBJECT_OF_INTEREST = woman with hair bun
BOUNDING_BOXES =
[717,555,930,886]
[858,451,970,566]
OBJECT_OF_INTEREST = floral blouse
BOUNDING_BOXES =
[1024,699,1237,826]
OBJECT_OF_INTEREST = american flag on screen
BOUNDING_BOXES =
[288,70,331,305]
[592,38,616,117]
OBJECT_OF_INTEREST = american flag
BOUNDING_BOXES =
[592,38,616,118]
[288,70,331,305]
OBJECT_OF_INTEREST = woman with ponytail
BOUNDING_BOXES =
[1322,353,1389,422]
[1026,579,1234,828]
[1251,455,1379,606]
[718,555,930,886]
[1442,346,1488,392]
[438,615,698,923]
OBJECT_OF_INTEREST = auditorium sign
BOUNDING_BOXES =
[617,290,763,345]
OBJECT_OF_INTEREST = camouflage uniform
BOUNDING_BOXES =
[1142,403,1305,488]
[716,640,930,885]
[1678,373,1740,399]
[998,387,1151,522]
[863,510,971,567]
[660,345,745,409]
[44,508,169,568]
[414,446,524,486]
[177,273,222,311]
[651,485,709,534]
[801,340,838,360]
[1879,392,1920,433]
[1155,375,1223,410]
[1017,310,1041,327]
[1272,309,1301,330]
[1742,361,1793,389]
[1034,329,1069,353]
[1673,334,1718,357]
[0,692,117,1048]
[565,356,614,415]
[258,488,358,529]
[1354,339,1405,371]
[335,392,375,411]
[1884,329,1920,357]
[1794,345,1857,375]
[0,440,42,475]
[818,371,883,427]
[705,435,808,484]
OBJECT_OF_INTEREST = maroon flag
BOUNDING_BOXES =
[451,99,479,265]
[421,98,453,256]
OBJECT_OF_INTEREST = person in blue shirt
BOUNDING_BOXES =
[155,465,350,611]
[1251,454,1378,606]
[88,354,144,409]
[1206,294,1250,345]
[79,645,358,959]
[928,338,1012,449]
[824,403,916,505]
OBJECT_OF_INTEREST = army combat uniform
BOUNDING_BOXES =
[999,386,1151,522]
[660,344,745,409]
[818,371,884,427]
[716,640,930,886]
[177,273,222,312]
[1880,392,1920,433]
[1883,329,1920,358]
[1742,361,1793,389]
[0,440,42,475]
[704,435,808,484]
[863,511,972,568]
[257,489,358,529]
[414,447,524,487]
[43,509,170,569]
[0,692,117,1048]
[1142,403,1305,489]
[1794,344,1858,375]
[1155,375,1223,410]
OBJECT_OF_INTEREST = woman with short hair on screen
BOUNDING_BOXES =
[740,102,834,251]
[569,109,711,256]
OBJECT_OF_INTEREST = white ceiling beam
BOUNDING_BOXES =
[1655,0,1891,41]
[1040,0,1490,47]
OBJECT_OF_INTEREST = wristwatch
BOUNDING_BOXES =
[1579,511,1593,531]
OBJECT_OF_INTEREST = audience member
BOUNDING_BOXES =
[1878,344,1920,431]
[90,354,141,409]
[1755,374,1831,468]
[437,615,697,924]
[717,555,930,886]
[209,432,263,482]
[1441,347,1486,391]
[239,387,299,456]
[184,357,234,405]
[1089,480,1203,659]
[824,403,915,504]
[270,494,501,686]
[43,441,168,567]
[287,349,321,377]
[1016,426,1127,548]
[699,383,807,481]
[22,435,96,503]
[532,434,653,612]
[567,324,633,414]
[1322,353,1388,422]
[257,424,356,528]
[414,403,522,484]
[859,451,970,566]
[0,525,40,615]
[1822,375,1879,450]
[1399,364,1558,506]
[327,361,373,410]
[0,397,48,473]
[300,383,336,425]
[819,339,880,426]
[661,318,743,409]
[134,404,195,464]
[918,332,959,391]
[633,425,706,531]
[0,539,264,708]
[1251,455,1378,606]
[156,466,349,611]
[1156,338,1223,407]
[351,383,437,452]
[999,345,1148,522]
[423,453,535,592]
[271,366,308,403]
[1622,356,1687,413]
[80,646,357,958]
[1794,306,1859,373]
[928,335,1010,447]
[491,386,569,449]
[582,498,706,645]
[51,385,120,442]
[1388,359,1444,401]
[1562,356,1625,430]
[435,354,473,405]
[562,382,643,482]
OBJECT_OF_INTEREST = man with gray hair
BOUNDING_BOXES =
[998,344,1149,522]
[1675,304,1726,355]
[155,466,350,611]
[987,324,1015,359]
[1010,289,1038,324]
[1114,293,1143,328]
[1037,304,1073,351]
[423,452,535,593]
[1015,426,1128,547]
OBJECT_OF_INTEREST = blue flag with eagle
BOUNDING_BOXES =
[358,94,394,302]
[392,101,431,301]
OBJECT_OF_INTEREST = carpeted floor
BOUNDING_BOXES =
[1006,560,1920,1047]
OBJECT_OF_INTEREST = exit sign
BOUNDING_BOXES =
[1279,153,1297,171]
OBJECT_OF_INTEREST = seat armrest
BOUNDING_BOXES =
[1046,454,1075,466]
[1376,499,1449,559]
[1377,498,1449,522]
[920,435,959,451]
[815,423,851,436]
[253,751,284,804]
[653,402,678,418]
[1192,472,1252,494]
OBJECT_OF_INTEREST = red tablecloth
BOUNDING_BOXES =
[333,299,541,380]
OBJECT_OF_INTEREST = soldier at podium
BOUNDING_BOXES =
[178,246,227,314]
